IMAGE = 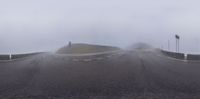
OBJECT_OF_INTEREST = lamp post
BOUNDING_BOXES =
[68,41,72,47]
[168,40,170,51]
[175,34,180,53]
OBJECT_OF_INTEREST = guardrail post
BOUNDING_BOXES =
[9,54,12,60]
[184,54,187,60]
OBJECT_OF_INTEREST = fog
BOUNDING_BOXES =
[0,0,200,54]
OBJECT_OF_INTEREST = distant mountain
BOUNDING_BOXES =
[56,43,120,54]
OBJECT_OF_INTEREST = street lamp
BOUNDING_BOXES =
[175,34,180,53]
[68,41,72,47]
[168,40,170,51]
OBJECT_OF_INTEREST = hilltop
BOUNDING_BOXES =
[56,43,120,54]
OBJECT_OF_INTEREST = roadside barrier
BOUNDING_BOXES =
[0,52,42,61]
[187,54,200,60]
[0,55,10,60]
[161,50,185,60]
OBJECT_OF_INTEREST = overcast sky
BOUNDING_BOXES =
[0,0,200,54]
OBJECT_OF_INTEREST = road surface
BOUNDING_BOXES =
[1,48,200,99]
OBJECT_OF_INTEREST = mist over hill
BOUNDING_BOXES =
[128,43,154,50]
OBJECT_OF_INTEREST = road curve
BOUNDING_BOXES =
[1,48,200,99]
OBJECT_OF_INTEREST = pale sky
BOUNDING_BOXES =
[0,0,200,54]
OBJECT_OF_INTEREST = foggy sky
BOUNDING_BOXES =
[1,0,200,54]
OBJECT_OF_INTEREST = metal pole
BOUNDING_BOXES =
[176,39,177,52]
[178,39,179,52]
[178,39,180,53]
[175,34,180,53]
[168,40,170,51]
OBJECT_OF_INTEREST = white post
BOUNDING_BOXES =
[9,54,12,60]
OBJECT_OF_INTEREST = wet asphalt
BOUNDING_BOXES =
[1,48,200,99]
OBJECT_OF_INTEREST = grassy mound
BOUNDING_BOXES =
[56,43,120,54]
